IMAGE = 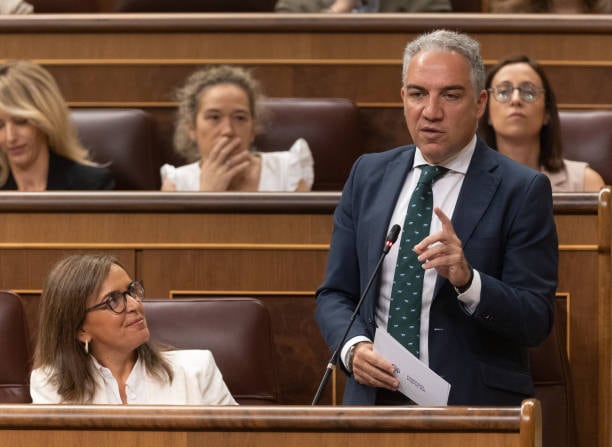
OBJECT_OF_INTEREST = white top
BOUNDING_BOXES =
[30,349,237,405]
[160,138,314,191]
[0,0,33,14]
[541,159,587,192]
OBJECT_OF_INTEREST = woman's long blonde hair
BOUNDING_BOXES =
[0,60,95,186]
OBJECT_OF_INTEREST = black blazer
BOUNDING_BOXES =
[2,151,115,190]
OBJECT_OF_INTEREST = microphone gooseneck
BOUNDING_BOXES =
[311,224,401,405]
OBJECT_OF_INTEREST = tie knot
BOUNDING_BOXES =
[417,165,447,186]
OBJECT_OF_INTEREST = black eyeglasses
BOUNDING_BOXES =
[85,280,145,315]
[488,82,545,103]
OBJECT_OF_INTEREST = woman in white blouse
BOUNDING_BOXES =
[161,65,314,192]
[30,254,236,405]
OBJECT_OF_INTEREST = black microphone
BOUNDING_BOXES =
[311,224,401,405]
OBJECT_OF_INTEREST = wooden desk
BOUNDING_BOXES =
[0,190,608,447]
[0,400,541,447]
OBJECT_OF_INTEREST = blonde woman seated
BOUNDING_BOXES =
[481,55,604,192]
[161,65,314,192]
[0,60,114,191]
[30,254,236,405]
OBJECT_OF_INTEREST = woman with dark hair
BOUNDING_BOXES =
[30,254,236,405]
[481,55,604,192]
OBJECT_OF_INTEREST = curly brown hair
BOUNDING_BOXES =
[173,65,266,163]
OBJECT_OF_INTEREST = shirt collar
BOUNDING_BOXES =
[90,354,143,383]
[413,135,477,174]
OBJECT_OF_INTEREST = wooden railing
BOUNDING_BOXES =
[0,400,542,447]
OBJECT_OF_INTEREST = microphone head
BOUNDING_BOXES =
[387,224,401,244]
[383,224,401,253]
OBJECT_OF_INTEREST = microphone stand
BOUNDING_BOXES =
[311,224,400,405]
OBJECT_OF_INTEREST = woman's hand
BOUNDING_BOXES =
[199,136,252,191]
[326,0,358,12]
[160,175,177,191]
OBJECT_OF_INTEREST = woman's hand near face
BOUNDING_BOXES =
[326,0,357,12]
[199,135,252,191]
[160,174,177,191]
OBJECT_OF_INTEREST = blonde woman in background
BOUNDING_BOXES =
[0,60,114,191]
[161,65,313,192]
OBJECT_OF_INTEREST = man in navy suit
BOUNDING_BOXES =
[315,29,558,406]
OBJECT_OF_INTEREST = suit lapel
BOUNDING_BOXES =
[365,148,415,296]
[433,140,501,296]
[452,141,501,244]
[363,143,500,303]
[366,148,415,267]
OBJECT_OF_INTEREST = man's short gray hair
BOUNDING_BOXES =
[402,29,485,94]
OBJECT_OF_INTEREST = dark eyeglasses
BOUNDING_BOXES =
[488,82,545,103]
[85,280,145,315]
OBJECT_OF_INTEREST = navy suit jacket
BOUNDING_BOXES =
[315,139,558,406]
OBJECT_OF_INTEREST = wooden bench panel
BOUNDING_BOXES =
[0,401,541,447]
[0,191,606,446]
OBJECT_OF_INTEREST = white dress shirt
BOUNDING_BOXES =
[30,349,237,405]
[343,136,482,368]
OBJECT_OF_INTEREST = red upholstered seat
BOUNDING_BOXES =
[71,108,161,190]
[255,98,363,191]
[560,109,612,185]
[144,298,279,405]
[0,290,32,403]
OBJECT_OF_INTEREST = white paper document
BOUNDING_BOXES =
[373,327,450,406]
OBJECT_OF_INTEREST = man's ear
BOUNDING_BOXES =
[476,89,488,119]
